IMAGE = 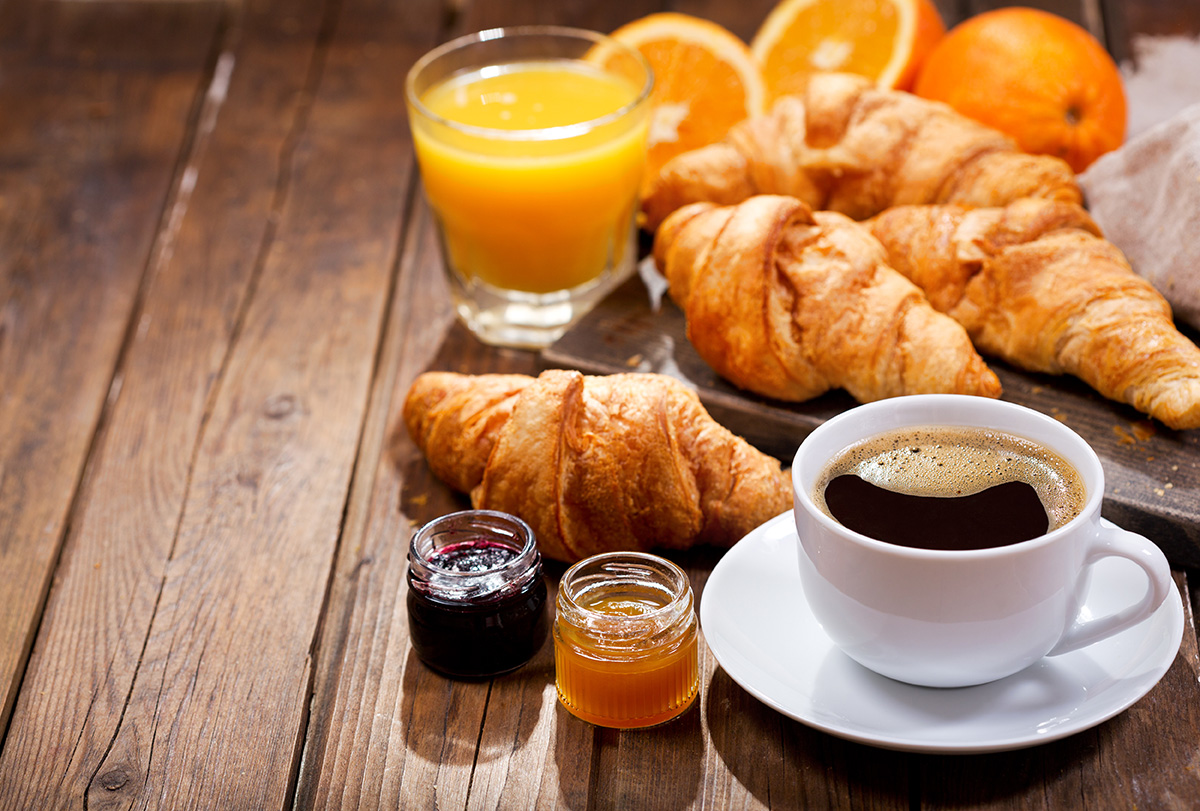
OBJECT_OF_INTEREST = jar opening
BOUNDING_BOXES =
[556,552,694,652]
[408,510,541,604]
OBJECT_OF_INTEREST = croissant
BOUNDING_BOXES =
[641,72,1081,231]
[652,194,1002,403]
[403,369,792,561]
[869,198,1200,429]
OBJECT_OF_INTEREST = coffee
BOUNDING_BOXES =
[792,396,1170,687]
[813,425,1086,551]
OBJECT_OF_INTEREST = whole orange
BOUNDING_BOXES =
[913,7,1126,172]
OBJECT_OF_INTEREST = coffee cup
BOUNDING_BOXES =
[791,394,1174,688]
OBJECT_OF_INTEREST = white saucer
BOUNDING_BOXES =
[700,511,1184,754]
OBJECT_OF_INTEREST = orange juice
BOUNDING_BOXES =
[410,61,649,294]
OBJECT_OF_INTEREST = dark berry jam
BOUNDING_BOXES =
[429,539,518,572]
[407,574,548,678]
[406,511,549,679]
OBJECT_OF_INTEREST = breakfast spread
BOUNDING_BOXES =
[404,6,1197,572]
[651,194,1001,403]
[402,369,793,562]
[403,0,1200,577]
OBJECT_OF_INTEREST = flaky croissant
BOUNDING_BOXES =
[641,72,1081,231]
[869,198,1200,429]
[403,369,792,561]
[653,194,1001,404]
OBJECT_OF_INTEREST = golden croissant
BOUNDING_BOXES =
[641,72,1081,231]
[652,194,1002,404]
[869,198,1200,429]
[403,369,792,561]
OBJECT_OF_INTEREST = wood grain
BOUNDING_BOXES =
[0,0,221,757]
[0,0,403,804]
[94,0,413,802]
[0,0,330,804]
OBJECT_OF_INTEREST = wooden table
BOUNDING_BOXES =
[3,0,1199,807]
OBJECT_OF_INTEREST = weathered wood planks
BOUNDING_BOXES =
[0,0,222,756]
[0,0,406,804]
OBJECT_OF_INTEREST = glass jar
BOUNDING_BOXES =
[553,552,700,728]
[407,510,549,678]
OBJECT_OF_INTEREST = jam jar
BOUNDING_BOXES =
[406,510,549,678]
[553,552,699,728]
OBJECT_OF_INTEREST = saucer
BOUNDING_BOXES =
[700,511,1184,754]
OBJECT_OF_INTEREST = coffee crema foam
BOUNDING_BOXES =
[813,426,1087,532]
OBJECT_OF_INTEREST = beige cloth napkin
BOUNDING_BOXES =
[1079,102,1200,330]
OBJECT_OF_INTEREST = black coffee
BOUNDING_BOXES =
[814,425,1086,551]
[823,475,1049,550]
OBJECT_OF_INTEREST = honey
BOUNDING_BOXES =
[553,553,699,728]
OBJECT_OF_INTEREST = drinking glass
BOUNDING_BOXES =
[406,27,653,348]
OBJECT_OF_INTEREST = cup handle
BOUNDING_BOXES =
[1047,518,1174,656]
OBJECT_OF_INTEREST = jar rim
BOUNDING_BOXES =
[556,552,694,650]
[408,510,541,602]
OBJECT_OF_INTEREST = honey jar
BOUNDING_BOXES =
[553,552,699,728]
[406,510,549,678]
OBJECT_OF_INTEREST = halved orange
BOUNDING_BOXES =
[751,0,945,100]
[606,13,767,192]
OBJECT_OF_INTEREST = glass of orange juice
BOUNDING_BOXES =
[406,27,653,348]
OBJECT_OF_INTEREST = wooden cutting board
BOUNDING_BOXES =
[543,267,1200,568]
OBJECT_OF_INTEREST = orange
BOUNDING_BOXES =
[606,13,767,190]
[913,8,1127,172]
[750,0,945,100]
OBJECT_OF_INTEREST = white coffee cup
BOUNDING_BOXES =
[791,394,1174,688]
